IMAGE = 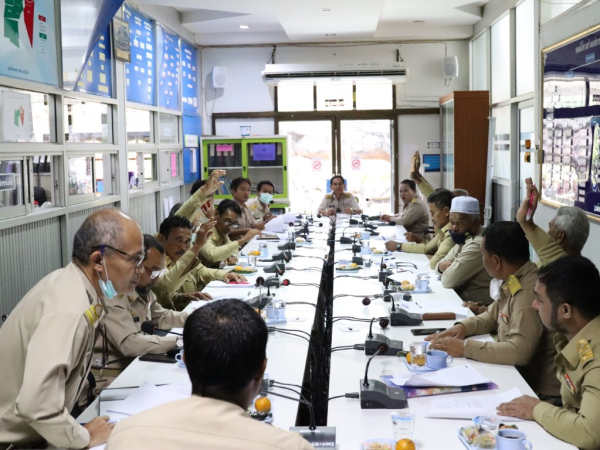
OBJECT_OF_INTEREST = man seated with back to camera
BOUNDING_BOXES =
[105,299,315,450]
[497,256,600,450]
[92,234,189,391]
[427,221,560,401]
[199,200,261,269]
[437,196,493,312]
[152,217,245,311]
[247,180,276,221]
[517,177,589,267]
[385,188,455,269]
[318,175,362,216]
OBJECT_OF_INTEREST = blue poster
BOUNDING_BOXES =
[157,24,180,110]
[124,4,154,105]
[0,0,58,85]
[75,27,112,98]
[181,41,198,114]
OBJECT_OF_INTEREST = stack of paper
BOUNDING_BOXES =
[399,300,470,318]
[106,382,189,416]
[389,364,490,388]
[264,213,298,233]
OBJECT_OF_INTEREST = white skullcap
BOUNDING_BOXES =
[450,196,480,214]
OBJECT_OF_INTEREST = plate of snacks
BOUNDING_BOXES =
[231,266,258,274]
[362,438,417,450]
[247,250,261,256]
[337,263,362,271]
[248,396,273,424]
[371,248,390,255]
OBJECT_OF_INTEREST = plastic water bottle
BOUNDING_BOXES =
[260,243,268,257]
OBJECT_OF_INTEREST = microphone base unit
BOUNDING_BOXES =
[263,262,286,274]
[339,236,353,244]
[277,242,296,250]
[382,287,397,302]
[365,334,403,356]
[378,269,393,282]
[290,426,336,449]
[351,256,364,266]
[359,379,408,409]
[264,276,282,288]
[388,307,423,326]
[265,317,287,326]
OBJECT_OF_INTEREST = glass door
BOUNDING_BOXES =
[339,119,393,215]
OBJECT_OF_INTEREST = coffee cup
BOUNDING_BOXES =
[175,350,186,368]
[425,350,453,369]
[497,429,532,450]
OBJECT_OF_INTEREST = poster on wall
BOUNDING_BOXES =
[124,4,154,105]
[0,90,33,142]
[75,27,112,98]
[157,24,180,110]
[181,41,198,114]
[0,0,58,85]
[112,16,130,62]
[541,24,600,220]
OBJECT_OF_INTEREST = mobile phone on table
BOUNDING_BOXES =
[411,328,446,336]
[140,354,176,364]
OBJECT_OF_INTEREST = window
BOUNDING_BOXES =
[0,159,26,219]
[316,82,353,111]
[471,33,488,91]
[516,0,534,95]
[0,87,52,143]
[355,81,393,110]
[161,151,181,183]
[492,106,512,179]
[159,113,179,144]
[32,155,60,207]
[68,154,116,202]
[277,82,314,112]
[128,152,158,189]
[126,108,153,144]
[541,0,586,25]
[64,99,112,143]
[491,14,511,104]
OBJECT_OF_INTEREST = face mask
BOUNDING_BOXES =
[450,230,470,245]
[489,278,503,301]
[260,193,273,204]
[97,258,117,299]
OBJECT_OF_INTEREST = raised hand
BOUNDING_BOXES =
[202,170,226,196]
[193,219,216,249]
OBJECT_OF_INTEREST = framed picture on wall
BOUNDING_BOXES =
[541,23,600,222]
[112,17,131,63]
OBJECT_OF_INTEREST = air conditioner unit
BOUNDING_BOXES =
[262,62,407,85]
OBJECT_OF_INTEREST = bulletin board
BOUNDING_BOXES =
[181,41,199,115]
[124,4,155,105]
[75,27,112,98]
[157,24,180,110]
[541,24,600,221]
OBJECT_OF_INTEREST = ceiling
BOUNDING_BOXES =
[134,0,490,46]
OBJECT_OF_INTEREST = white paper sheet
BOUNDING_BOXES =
[106,382,189,416]
[422,387,524,420]
[205,280,253,289]
[264,213,297,233]
[467,334,496,343]
[399,300,470,318]
[390,364,490,387]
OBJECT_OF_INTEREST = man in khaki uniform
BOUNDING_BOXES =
[199,200,261,269]
[516,177,590,267]
[437,196,493,306]
[93,235,188,384]
[386,189,455,269]
[153,216,245,311]
[246,180,275,221]
[498,256,600,450]
[0,209,144,449]
[428,221,559,399]
[318,175,362,215]
[229,177,271,241]
[105,299,315,450]
[381,179,430,239]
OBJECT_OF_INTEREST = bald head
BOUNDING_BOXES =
[72,209,142,266]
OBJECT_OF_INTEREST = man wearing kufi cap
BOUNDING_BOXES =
[436,196,493,308]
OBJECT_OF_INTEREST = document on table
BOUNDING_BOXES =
[264,213,297,233]
[466,334,496,343]
[390,364,490,387]
[421,387,524,420]
[106,382,189,416]
[205,280,253,288]
[399,300,470,318]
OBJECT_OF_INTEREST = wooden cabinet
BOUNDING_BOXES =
[440,91,489,209]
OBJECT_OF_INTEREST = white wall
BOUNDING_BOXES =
[200,42,469,134]
[398,114,441,190]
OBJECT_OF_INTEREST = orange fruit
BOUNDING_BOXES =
[396,438,416,450]
[255,396,271,413]
[405,353,412,364]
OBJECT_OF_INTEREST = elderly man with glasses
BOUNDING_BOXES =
[91,234,189,392]
[199,200,261,268]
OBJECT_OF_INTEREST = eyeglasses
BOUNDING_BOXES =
[143,265,167,280]
[92,244,145,267]
[222,219,240,229]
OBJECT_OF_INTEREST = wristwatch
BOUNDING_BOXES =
[395,243,402,251]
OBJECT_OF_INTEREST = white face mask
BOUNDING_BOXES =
[489,278,503,301]
[259,193,273,204]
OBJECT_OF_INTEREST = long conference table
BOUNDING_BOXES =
[77,215,575,450]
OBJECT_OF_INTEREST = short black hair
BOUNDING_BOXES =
[230,177,251,191]
[482,221,530,266]
[401,179,417,191]
[190,180,207,196]
[330,175,344,185]
[257,180,275,192]
[169,203,183,217]
[217,199,242,216]
[143,234,165,259]
[538,256,600,321]
[159,215,192,239]
[183,299,268,395]
[427,189,453,210]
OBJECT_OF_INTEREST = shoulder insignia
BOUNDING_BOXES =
[504,275,522,296]
[84,304,101,327]
[326,194,332,199]
[578,339,594,365]
[411,198,417,203]
[343,193,352,198]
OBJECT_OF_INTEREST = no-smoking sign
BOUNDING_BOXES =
[351,157,361,170]
[312,158,322,171]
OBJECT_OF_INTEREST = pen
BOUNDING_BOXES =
[415,302,422,308]
[382,236,386,241]
[525,191,534,220]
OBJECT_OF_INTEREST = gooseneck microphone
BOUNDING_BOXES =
[141,321,183,336]
[362,347,383,387]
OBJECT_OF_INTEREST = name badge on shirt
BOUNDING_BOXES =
[564,373,576,395]
[133,316,140,323]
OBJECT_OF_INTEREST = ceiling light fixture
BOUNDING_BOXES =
[239,25,250,29]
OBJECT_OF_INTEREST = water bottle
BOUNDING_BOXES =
[260,243,268,257]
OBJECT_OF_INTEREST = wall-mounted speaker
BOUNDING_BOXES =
[443,56,459,79]
[213,67,227,89]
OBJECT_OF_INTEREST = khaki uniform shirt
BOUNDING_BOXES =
[525,225,567,268]
[461,262,560,397]
[236,202,257,230]
[390,198,430,239]
[0,263,103,449]
[318,193,360,214]
[92,291,188,373]
[533,315,600,449]
[417,176,435,198]
[402,223,455,269]
[175,188,210,224]
[438,227,493,305]
[106,396,315,450]
[246,196,270,221]
[199,228,239,269]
